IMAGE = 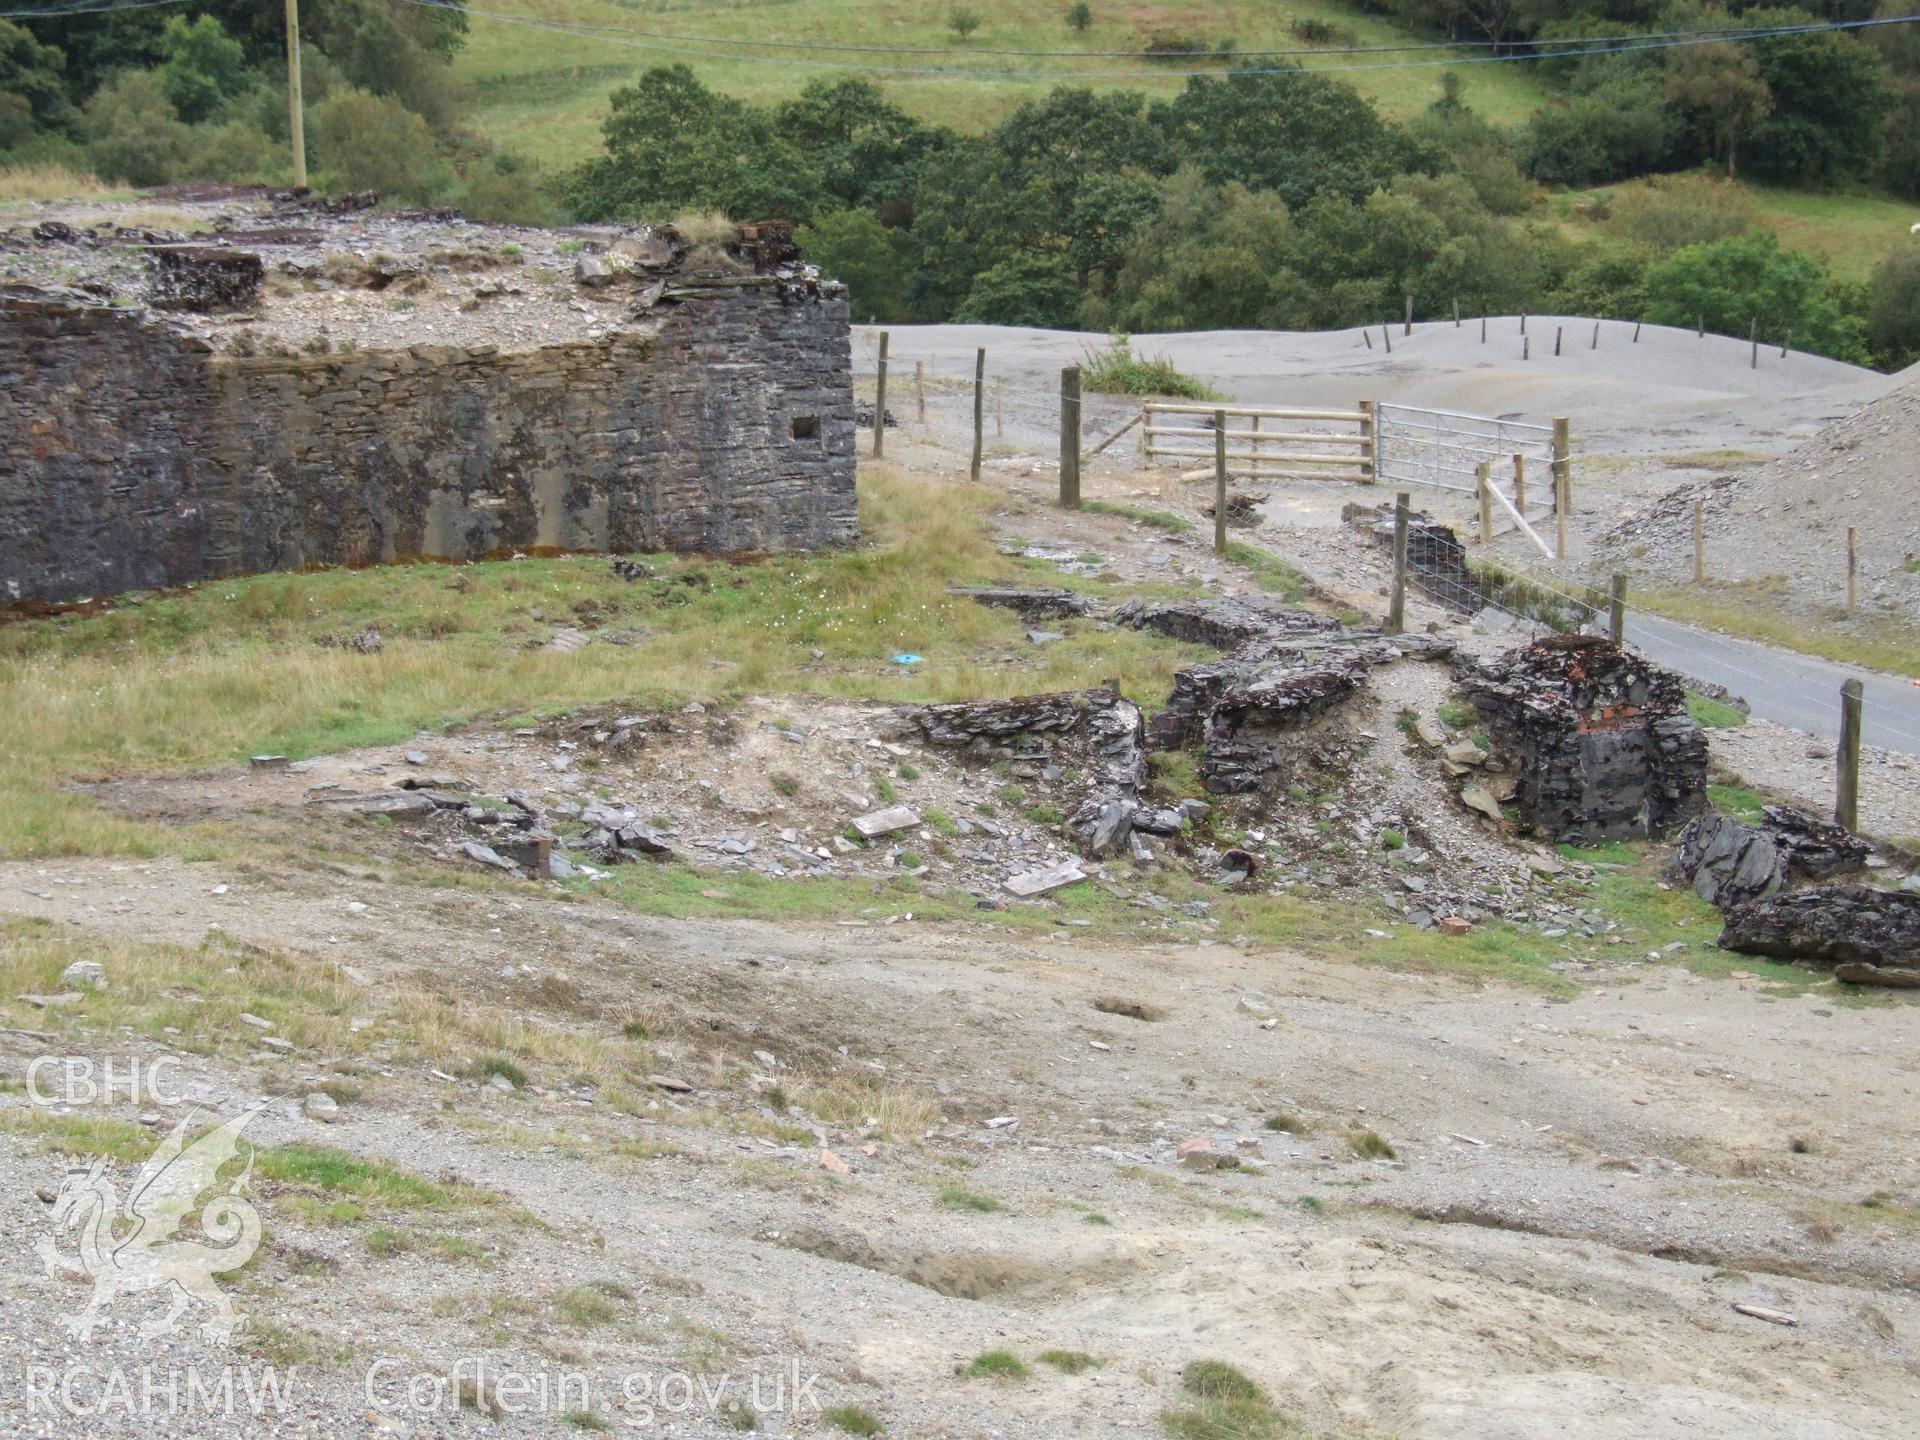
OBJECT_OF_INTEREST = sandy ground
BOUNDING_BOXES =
[1,836,1916,1439]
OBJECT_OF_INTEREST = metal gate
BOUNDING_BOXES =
[1374,404,1558,496]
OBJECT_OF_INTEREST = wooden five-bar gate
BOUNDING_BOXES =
[1142,401,1375,483]
[1139,398,1573,559]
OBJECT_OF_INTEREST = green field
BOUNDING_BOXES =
[453,0,1555,167]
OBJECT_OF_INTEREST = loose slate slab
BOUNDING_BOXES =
[852,805,921,839]
[1004,861,1087,897]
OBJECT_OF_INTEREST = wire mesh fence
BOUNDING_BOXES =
[850,353,1147,475]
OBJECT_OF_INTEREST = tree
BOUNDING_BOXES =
[1643,232,1864,361]
[773,78,949,218]
[949,7,983,42]
[1864,246,1920,371]
[1517,77,1679,186]
[796,208,916,321]
[564,65,820,222]
[1741,17,1894,184]
[1663,43,1771,177]
[1446,0,1524,53]
[954,253,1077,326]
[0,19,72,148]
[158,14,250,125]
[1154,70,1429,209]
[1066,3,1093,33]
[1097,169,1309,332]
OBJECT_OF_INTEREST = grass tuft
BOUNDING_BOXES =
[938,1185,1006,1213]
[1038,1348,1100,1374]
[823,1404,884,1436]
[1347,1129,1396,1160]
[962,1350,1030,1381]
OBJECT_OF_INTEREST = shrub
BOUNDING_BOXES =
[1289,18,1354,47]
[1079,334,1218,399]
[83,71,195,187]
[309,87,449,203]
[1611,175,1759,254]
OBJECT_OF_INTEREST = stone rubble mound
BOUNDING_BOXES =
[1718,886,1920,982]
[1671,802,1917,982]
[1673,804,1871,908]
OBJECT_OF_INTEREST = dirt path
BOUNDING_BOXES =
[3,847,1916,1438]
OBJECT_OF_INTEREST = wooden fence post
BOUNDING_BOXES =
[1213,410,1228,557]
[1511,453,1526,514]
[1358,399,1378,484]
[969,347,985,483]
[1837,679,1863,831]
[1552,417,1572,517]
[1693,500,1704,584]
[1634,317,1642,342]
[1847,527,1858,614]
[1749,316,1758,370]
[995,377,1003,438]
[1591,321,1599,350]
[915,358,926,422]
[1453,296,1461,327]
[1520,313,1527,334]
[1555,472,1568,560]
[1554,326,1563,357]
[1059,366,1081,509]
[1388,491,1410,635]
[1404,293,1412,336]
[1781,329,1792,358]
[1382,323,1393,355]
[1523,335,1530,361]
[872,331,888,459]
[1477,462,1493,545]
[1609,574,1627,645]
[1480,315,1487,343]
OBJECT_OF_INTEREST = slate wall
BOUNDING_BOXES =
[0,279,855,602]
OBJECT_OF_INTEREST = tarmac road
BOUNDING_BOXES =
[1625,611,1920,755]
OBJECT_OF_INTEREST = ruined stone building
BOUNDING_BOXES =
[1,195,857,603]
[1462,636,1707,842]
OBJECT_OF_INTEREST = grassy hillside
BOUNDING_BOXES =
[453,0,1555,167]
[1552,180,1920,284]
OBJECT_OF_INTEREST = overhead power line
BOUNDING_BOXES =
[0,0,189,15]
[390,3,1920,83]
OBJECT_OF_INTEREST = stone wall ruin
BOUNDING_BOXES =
[0,205,856,603]
[1461,635,1706,842]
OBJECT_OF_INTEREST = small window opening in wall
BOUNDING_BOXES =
[790,415,820,441]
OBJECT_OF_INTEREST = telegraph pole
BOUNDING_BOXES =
[285,0,307,188]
